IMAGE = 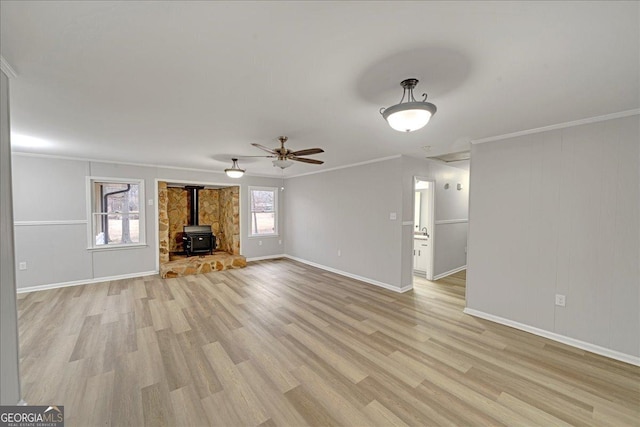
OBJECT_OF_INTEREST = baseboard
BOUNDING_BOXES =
[433,265,466,280]
[245,254,286,262]
[16,271,158,294]
[284,255,412,293]
[463,308,640,367]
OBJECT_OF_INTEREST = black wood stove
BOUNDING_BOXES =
[182,225,215,256]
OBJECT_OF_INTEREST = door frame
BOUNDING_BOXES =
[413,176,435,280]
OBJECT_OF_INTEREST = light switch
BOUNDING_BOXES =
[389,212,397,220]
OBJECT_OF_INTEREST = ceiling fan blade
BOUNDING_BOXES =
[289,156,324,165]
[290,148,324,156]
[251,143,277,154]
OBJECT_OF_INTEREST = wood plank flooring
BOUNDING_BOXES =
[17,259,640,426]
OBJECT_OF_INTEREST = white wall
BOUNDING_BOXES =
[11,155,285,290]
[0,70,21,404]
[466,115,640,360]
[284,155,469,291]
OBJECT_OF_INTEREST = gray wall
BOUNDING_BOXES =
[284,156,469,291]
[466,115,640,358]
[12,156,285,289]
[0,70,21,404]
[13,152,469,293]
[284,157,404,289]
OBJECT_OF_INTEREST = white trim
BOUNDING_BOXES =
[159,178,238,188]
[248,186,279,238]
[14,220,87,226]
[463,308,640,367]
[10,152,279,179]
[471,109,640,145]
[11,110,638,178]
[86,176,146,249]
[0,56,17,78]
[284,254,412,293]
[433,265,466,280]
[87,243,148,252]
[401,221,414,226]
[155,179,160,273]
[435,219,468,225]
[286,155,402,179]
[17,400,28,406]
[16,271,158,294]
[246,254,286,262]
[413,269,426,278]
[414,176,436,281]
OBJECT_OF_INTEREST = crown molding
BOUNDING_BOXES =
[286,154,402,179]
[0,56,17,78]
[10,151,280,179]
[13,150,404,181]
[471,109,640,145]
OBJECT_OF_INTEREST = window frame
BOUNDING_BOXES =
[86,176,146,250]
[248,185,279,238]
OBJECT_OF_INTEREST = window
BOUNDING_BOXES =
[249,186,278,237]
[88,178,145,248]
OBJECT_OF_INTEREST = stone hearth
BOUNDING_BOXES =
[160,252,247,278]
[158,181,244,279]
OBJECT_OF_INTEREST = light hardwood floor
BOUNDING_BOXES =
[17,259,639,426]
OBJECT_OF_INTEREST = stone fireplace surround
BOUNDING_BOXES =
[158,182,246,278]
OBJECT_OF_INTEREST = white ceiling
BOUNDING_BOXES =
[1,1,638,177]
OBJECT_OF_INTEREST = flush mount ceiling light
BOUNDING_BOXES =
[380,78,437,132]
[225,158,245,178]
[272,159,293,169]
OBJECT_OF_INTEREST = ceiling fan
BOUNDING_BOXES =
[251,136,324,168]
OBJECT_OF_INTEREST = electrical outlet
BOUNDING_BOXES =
[278,239,282,245]
[555,294,566,307]
[258,240,262,246]
[337,249,341,257]
[18,262,27,270]
[148,199,153,206]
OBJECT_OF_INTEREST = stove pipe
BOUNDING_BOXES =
[185,186,204,225]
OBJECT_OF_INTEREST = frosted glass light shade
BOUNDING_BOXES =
[225,169,244,178]
[380,78,437,132]
[382,102,436,132]
[272,159,293,169]
[225,158,245,178]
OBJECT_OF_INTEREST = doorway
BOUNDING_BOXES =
[413,177,435,280]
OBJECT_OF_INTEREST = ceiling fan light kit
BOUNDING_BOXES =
[224,158,245,178]
[380,78,437,132]
[272,159,293,169]
[251,136,324,169]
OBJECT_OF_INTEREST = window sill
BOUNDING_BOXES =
[247,234,279,239]
[87,243,148,252]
